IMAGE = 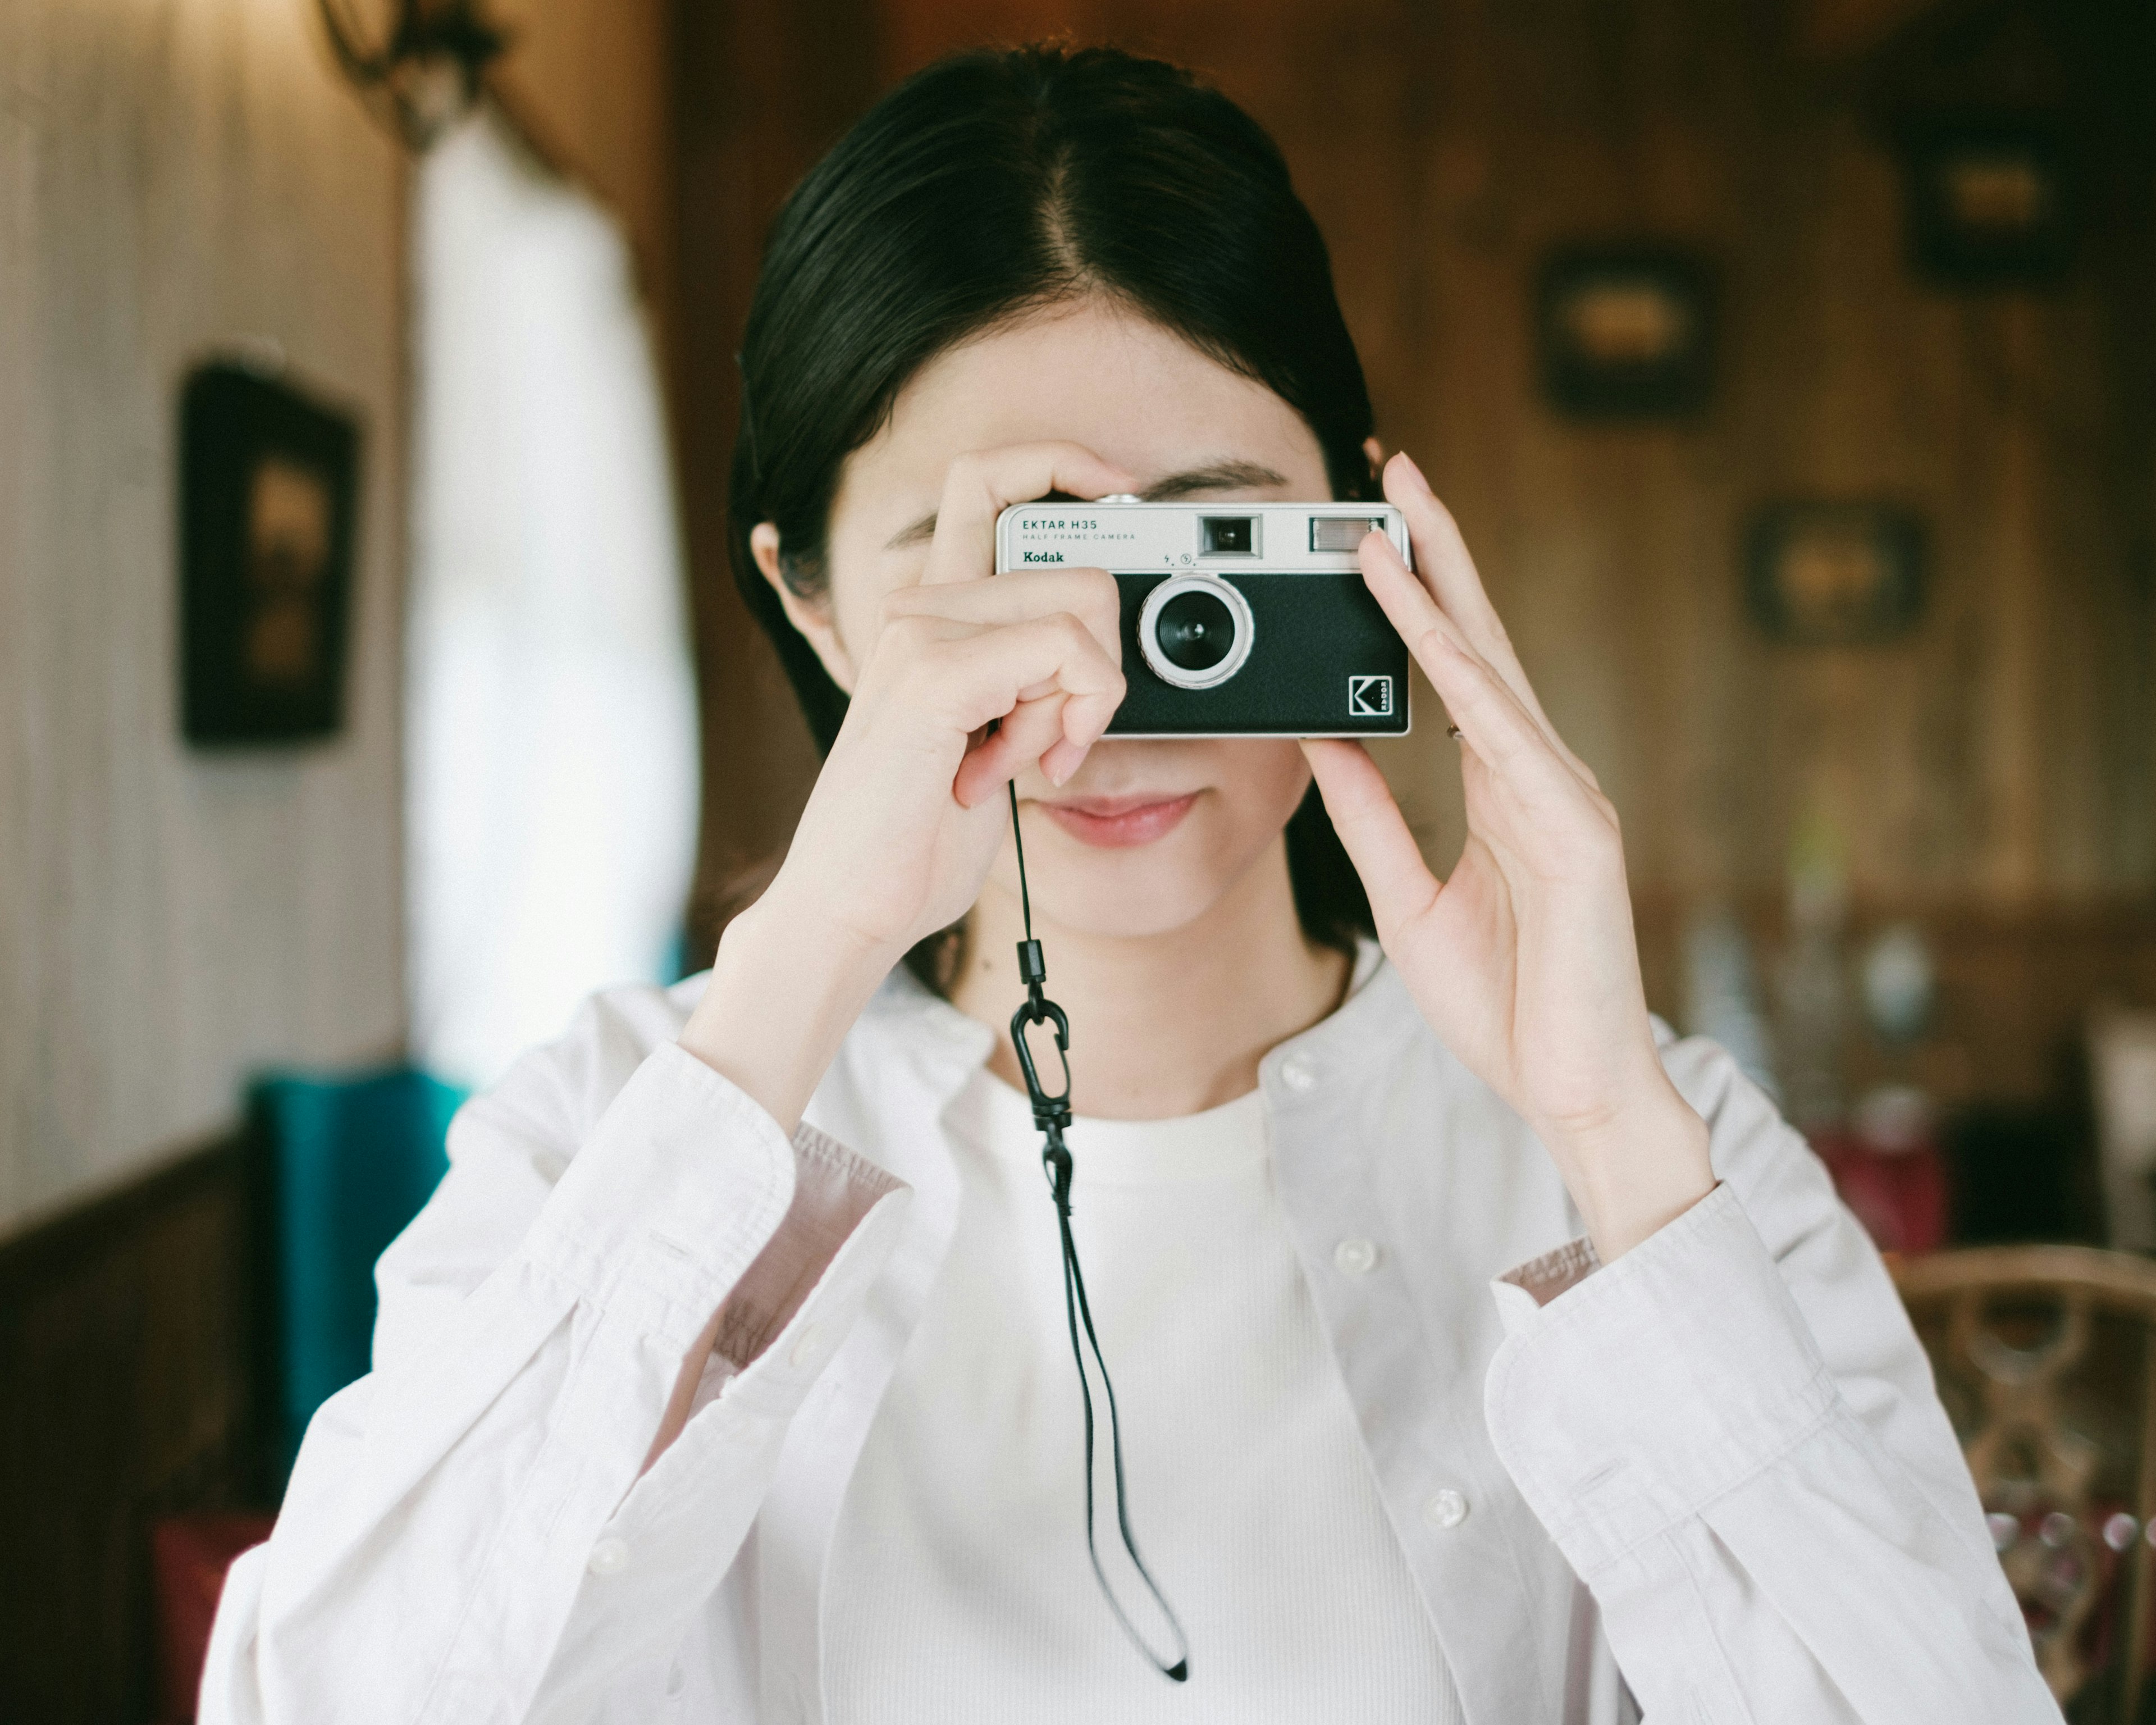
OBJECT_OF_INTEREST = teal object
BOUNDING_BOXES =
[253,1068,464,1475]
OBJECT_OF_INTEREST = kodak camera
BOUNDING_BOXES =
[993,499,1413,737]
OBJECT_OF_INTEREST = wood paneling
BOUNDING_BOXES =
[671,0,881,903]
[670,0,2156,1070]
[1634,889,2156,1106]
[0,1130,266,1725]
[0,0,408,1240]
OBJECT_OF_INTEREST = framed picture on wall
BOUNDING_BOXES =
[1536,247,1716,420]
[1897,115,2073,288]
[1744,501,1926,646]
[179,360,361,746]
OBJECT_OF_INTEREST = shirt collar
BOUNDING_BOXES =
[858,935,1419,1107]
[1257,938,1424,1100]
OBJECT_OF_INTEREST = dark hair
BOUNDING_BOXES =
[729,43,1377,988]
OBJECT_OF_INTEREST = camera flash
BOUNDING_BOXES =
[1311,516,1384,553]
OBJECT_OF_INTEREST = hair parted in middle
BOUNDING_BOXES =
[728,42,1382,987]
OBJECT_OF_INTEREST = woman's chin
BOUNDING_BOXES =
[1031,891,1226,942]
[1020,844,1241,942]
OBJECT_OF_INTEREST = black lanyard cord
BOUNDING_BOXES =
[1005,781,1191,1684]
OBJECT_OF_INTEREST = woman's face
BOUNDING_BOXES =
[765,299,1335,940]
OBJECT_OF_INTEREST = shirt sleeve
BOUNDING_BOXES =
[199,994,907,1725]
[1481,1039,2062,1724]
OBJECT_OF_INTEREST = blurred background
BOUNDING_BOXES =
[3,0,2153,1718]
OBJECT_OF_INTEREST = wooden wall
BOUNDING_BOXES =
[672,0,882,882]
[0,1131,264,1724]
[0,0,409,1240]
[670,0,2156,1097]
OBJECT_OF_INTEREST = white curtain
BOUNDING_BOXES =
[407,108,700,1090]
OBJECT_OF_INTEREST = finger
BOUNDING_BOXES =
[1380,453,1581,765]
[883,566,1122,663]
[955,696,1070,806]
[1355,524,1478,682]
[1358,524,1600,791]
[1038,734,1088,785]
[923,613,1126,766]
[1300,739,1441,925]
[921,444,1138,587]
[1418,626,1613,857]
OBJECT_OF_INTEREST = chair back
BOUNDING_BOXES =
[1895,1244,2156,1713]
[253,1067,463,1476]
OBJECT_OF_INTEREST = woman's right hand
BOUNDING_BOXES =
[680,443,1134,1133]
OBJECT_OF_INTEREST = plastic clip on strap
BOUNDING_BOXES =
[1005,782,1191,1684]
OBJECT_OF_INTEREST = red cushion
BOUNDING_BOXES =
[150,1511,277,1724]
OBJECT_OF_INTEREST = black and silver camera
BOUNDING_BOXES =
[994,499,1413,737]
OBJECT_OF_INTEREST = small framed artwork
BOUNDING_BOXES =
[1536,247,1715,420]
[1744,502,1926,646]
[1898,116,2072,288]
[179,361,361,746]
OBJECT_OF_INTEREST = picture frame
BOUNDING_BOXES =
[1744,501,1927,647]
[179,361,361,746]
[1897,115,2073,288]
[1536,247,1716,421]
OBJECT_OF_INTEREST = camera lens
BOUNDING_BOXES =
[1154,589,1236,672]
[1136,575,1255,692]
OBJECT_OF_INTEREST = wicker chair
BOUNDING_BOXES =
[1895,1245,2156,1715]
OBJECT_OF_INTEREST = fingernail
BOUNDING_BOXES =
[1396,451,1433,496]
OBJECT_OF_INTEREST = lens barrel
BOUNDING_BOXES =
[1136,575,1255,691]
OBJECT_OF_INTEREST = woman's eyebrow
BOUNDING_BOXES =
[883,460,1291,551]
[1139,460,1289,500]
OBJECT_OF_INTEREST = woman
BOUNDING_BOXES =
[204,44,2053,1725]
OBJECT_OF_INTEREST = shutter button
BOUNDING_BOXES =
[1333,1237,1381,1276]
[1423,1489,1469,1530]
[587,1536,631,1576]
[1280,1054,1317,1092]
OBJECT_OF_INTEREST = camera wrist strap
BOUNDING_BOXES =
[1004,781,1191,1685]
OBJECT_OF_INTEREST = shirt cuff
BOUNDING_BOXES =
[519,1041,884,1360]
[712,1121,903,1368]
[1482,1182,1839,1579]
[1493,1235,1602,1320]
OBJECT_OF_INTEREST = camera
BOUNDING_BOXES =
[994,499,1413,737]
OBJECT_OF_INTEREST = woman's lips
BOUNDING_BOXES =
[1038,792,1199,849]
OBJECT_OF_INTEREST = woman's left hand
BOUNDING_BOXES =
[1302,452,1714,1262]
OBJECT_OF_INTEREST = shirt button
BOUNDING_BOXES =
[787,1321,824,1369]
[1333,1237,1381,1276]
[1423,1489,1469,1530]
[1280,1054,1317,1092]
[587,1536,631,1576]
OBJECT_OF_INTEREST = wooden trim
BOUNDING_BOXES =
[1894,1243,2156,1311]
[0,1125,271,1725]
[0,1127,254,1297]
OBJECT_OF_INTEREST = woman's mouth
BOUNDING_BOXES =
[1038,792,1199,849]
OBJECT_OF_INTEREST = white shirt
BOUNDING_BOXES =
[825,1063,1461,1722]
[200,944,2058,1724]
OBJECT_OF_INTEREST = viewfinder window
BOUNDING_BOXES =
[1201,516,1257,555]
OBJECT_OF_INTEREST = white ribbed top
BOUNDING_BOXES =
[824,1059,1463,1723]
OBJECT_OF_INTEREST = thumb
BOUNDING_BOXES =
[1300,740,1441,928]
